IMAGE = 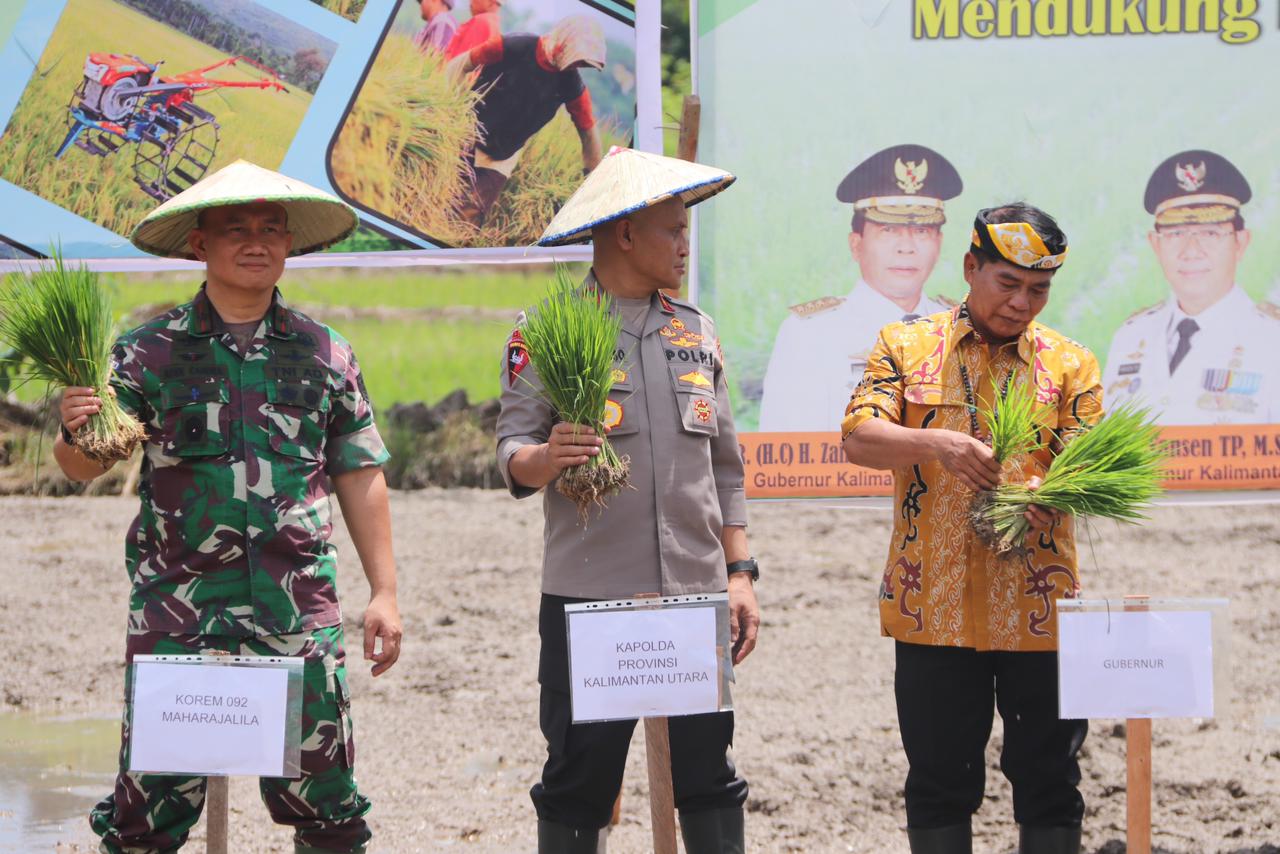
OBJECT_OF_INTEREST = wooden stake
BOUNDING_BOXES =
[616,97,706,844]
[677,95,701,162]
[205,775,229,854]
[1125,595,1152,854]
[644,716,679,854]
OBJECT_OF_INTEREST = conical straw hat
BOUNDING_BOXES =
[538,147,735,246]
[130,160,359,259]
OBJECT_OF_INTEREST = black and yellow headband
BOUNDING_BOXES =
[970,213,1067,270]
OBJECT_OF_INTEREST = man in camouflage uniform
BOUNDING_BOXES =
[54,161,401,853]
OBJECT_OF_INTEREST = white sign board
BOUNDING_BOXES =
[1058,610,1214,719]
[129,660,292,776]
[568,601,723,723]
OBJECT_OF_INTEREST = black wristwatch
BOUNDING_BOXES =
[60,423,75,446]
[726,557,759,582]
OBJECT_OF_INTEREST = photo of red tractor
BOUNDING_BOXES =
[56,53,289,201]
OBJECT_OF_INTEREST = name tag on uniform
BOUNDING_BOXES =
[1118,363,1141,376]
[129,655,305,777]
[565,594,732,723]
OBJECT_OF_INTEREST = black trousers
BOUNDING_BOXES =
[894,641,1087,829]
[531,594,749,830]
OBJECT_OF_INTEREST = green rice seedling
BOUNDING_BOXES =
[984,375,1044,464]
[979,401,1170,553]
[518,265,628,519]
[0,253,144,465]
[969,374,1045,546]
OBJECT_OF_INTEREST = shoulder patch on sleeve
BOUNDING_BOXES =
[506,328,530,386]
[788,296,846,318]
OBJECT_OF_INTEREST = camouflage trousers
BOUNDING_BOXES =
[90,625,371,853]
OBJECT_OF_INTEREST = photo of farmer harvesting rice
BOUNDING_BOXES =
[329,0,636,249]
[0,0,335,240]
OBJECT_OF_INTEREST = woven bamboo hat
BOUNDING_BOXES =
[130,159,359,259]
[537,146,735,247]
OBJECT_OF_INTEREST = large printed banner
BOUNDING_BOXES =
[697,0,1280,495]
[0,0,643,261]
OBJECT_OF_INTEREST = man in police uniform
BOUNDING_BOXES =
[55,161,401,853]
[1103,149,1280,424]
[759,144,962,431]
[497,147,760,854]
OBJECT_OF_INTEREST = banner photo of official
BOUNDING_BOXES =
[695,0,1280,497]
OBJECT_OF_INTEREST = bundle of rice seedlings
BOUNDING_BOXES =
[329,33,482,245]
[518,265,629,520]
[0,253,144,466]
[970,376,1045,545]
[978,401,1170,553]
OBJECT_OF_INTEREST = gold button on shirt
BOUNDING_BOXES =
[842,305,1104,651]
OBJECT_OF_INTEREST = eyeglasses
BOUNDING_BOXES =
[1156,226,1236,244]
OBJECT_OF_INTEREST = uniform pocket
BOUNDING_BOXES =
[157,378,231,457]
[670,365,719,437]
[603,365,639,437]
[265,379,330,461]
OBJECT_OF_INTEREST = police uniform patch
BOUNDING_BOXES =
[693,399,713,424]
[506,329,530,386]
[678,369,712,389]
[610,368,628,384]
[603,399,623,429]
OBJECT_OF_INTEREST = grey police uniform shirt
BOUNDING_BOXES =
[1102,285,1280,425]
[496,283,748,600]
[759,280,949,432]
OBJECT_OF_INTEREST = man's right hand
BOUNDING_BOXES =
[541,421,603,473]
[932,429,1002,492]
[60,386,103,434]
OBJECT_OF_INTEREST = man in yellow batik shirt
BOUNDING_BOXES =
[842,203,1102,854]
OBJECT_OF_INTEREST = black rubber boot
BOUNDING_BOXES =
[678,806,745,854]
[906,822,973,854]
[1018,825,1082,854]
[537,819,600,854]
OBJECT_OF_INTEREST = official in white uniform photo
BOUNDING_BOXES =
[1103,149,1280,425]
[759,144,962,432]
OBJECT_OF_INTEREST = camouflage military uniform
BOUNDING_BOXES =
[89,286,387,854]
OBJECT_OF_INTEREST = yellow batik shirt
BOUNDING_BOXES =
[841,304,1104,652]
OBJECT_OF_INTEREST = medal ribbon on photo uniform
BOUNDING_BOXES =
[971,218,1068,270]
